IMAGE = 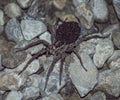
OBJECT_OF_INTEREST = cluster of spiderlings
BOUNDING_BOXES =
[56,22,81,44]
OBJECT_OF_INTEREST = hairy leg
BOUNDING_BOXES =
[73,50,87,71]
[44,55,61,90]
[18,48,47,75]
[59,57,65,85]
[16,40,50,52]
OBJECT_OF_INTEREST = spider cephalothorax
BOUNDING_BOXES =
[16,20,106,90]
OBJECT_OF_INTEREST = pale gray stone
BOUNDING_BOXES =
[97,69,120,97]
[39,31,52,44]
[69,52,98,97]
[42,94,64,100]
[73,0,86,7]
[90,0,108,22]
[21,20,47,40]
[112,30,120,49]
[102,24,120,36]
[107,50,120,70]
[23,87,40,99]
[17,0,33,8]
[113,0,120,20]
[93,39,114,68]
[75,3,94,29]
[0,72,27,91]
[5,18,24,43]
[0,9,4,25]
[90,91,106,100]
[4,3,22,18]
[5,91,23,100]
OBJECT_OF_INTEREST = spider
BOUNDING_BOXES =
[16,20,107,90]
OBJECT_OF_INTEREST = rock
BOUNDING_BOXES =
[2,49,27,69]
[69,52,98,97]
[102,24,120,36]
[0,36,15,54]
[17,0,33,9]
[0,0,16,6]
[113,0,120,20]
[73,0,86,7]
[0,9,4,25]
[112,30,120,49]
[5,18,24,43]
[4,3,22,18]
[93,39,114,68]
[97,69,120,97]
[22,87,40,99]
[21,20,47,40]
[5,91,23,100]
[79,39,97,55]
[107,50,120,70]
[27,0,46,18]
[58,14,79,23]
[42,94,64,100]
[90,91,106,100]
[90,0,108,22]
[39,31,52,44]
[52,0,67,10]
[0,25,3,34]
[0,72,27,91]
[75,3,94,29]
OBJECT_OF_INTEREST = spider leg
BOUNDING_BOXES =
[16,40,50,52]
[44,55,61,91]
[18,48,47,75]
[76,34,109,45]
[59,57,65,85]
[73,50,87,71]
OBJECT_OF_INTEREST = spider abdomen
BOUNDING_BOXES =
[56,22,81,44]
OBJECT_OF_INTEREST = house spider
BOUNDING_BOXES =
[16,20,107,90]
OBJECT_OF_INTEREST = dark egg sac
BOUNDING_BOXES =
[56,22,81,44]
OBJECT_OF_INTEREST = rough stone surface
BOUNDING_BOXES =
[53,0,66,10]
[5,18,24,43]
[5,91,23,100]
[0,72,27,91]
[2,49,27,69]
[107,50,120,70]
[90,0,108,22]
[73,0,86,7]
[112,30,120,49]
[0,36,15,54]
[21,20,47,40]
[17,0,33,9]
[75,3,94,29]
[0,9,4,25]
[69,52,98,97]
[102,24,120,36]
[93,39,114,68]
[0,25,3,34]
[90,91,106,100]
[4,3,22,18]
[113,0,120,20]
[97,69,120,97]
[39,31,52,44]
[42,94,64,100]
[23,86,40,99]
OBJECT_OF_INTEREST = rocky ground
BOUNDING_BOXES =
[0,0,120,100]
